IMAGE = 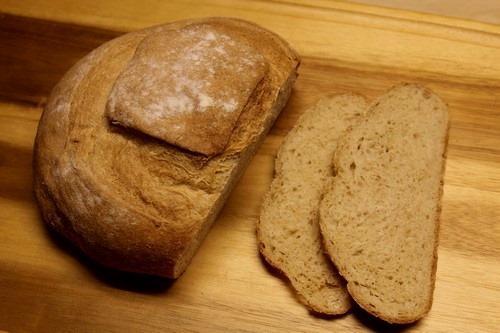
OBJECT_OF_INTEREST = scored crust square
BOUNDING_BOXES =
[106,23,269,156]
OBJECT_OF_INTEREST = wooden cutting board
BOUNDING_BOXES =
[1,1,499,332]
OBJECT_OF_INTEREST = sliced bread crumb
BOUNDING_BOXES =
[257,93,369,314]
[320,83,449,323]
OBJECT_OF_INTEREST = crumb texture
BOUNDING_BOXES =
[319,83,449,323]
[258,94,369,314]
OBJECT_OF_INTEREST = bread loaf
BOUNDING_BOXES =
[257,94,369,314]
[33,17,300,278]
[319,83,449,323]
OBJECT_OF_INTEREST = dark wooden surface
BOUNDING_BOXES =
[0,14,120,104]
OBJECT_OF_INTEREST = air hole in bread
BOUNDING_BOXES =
[356,136,364,150]
[353,249,363,256]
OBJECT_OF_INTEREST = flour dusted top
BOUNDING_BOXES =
[106,23,269,156]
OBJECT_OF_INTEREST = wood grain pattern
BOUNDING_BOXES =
[349,0,500,24]
[0,14,120,103]
[1,1,499,332]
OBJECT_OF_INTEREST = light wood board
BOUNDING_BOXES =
[1,1,499,332]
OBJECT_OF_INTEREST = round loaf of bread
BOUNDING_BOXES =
[33,17,300,278]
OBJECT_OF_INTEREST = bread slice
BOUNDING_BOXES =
[257,93,369,314]
[319,83,449,323]
[33,17,300,278]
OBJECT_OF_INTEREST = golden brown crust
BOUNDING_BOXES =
[106,23,269,156]
[33,17,300,278]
